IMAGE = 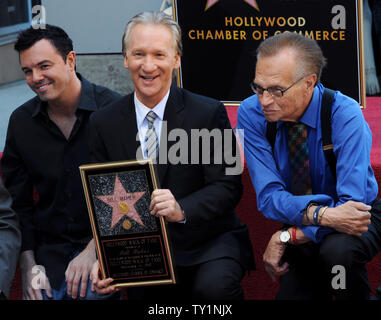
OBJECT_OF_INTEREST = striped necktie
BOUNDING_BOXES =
[287,122,312,195]
[144,111,159,163]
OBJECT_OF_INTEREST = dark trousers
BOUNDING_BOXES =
[277,200,381,300]
[373,0,381,57]
[127,257,245,300]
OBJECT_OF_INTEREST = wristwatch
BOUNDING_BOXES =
[279,229,291,244]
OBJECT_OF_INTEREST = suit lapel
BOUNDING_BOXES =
[119,94,143,160]
[157,86,185,183]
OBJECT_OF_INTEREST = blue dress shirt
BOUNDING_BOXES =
[237,83,378,243]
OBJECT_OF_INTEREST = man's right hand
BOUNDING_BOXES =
[321,200,372,237]
[90,260,119,295]
[263,231,289,282]
[20,250,52,300]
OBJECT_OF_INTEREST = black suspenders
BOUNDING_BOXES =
[266,88,337,179]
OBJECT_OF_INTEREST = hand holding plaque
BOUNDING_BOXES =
[150,189,185,222]
[90,260,118,295]
[80,160,176,288]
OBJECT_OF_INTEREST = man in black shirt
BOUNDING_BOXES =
[1,25,121,300]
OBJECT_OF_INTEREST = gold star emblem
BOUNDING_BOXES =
[205,0,260,11]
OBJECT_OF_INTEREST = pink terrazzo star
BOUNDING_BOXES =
[96,175,146,229]
[205,0,219,11]
[205,0,259,11]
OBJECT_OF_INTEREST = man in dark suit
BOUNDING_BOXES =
[89,11,254,300]
[0,179,21,300]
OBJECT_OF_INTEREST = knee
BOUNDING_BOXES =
[193,272,244,300]
[319,233,363,270]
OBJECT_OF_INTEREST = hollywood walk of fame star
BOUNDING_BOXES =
[205,0,260,11]
[96,175,146,229]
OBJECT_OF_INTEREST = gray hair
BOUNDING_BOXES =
[122,11,182,56]
[256,32,327,83]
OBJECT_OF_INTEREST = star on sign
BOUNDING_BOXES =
[205,0,260,11]
[96,175,146,229]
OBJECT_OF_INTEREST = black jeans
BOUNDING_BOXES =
[277,199,381,300]
[127,257,245,300]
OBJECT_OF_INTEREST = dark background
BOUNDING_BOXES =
[175,0,362,104]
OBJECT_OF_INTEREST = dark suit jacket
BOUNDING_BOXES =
[89,85,254,270]
[0,179,21,298]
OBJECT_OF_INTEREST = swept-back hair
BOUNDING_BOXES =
[257,32,327,82]
[122,11,182,56]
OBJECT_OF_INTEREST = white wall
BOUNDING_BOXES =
[41,0,163,53]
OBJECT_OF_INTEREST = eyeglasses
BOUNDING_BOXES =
[251,76,307,99]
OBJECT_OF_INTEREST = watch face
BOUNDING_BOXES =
[280,231,290,243]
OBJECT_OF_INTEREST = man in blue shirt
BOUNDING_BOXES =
[237,32,381,299]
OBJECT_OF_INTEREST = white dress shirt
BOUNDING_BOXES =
[134,90,186,223]
[134,90,169,158]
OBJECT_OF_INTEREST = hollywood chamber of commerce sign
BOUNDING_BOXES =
[173,0,365,106]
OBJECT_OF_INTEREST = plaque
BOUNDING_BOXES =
[80,159,176,288]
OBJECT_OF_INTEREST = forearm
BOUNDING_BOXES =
[19,250,37,273]
[302,203,323,225]
[83,238,97,259]
[285,226,311,245]
[86,238,95,251]
[258,189,333,226]
[74,238,96,262]
[302,203,342,228]
[301,200,372,239]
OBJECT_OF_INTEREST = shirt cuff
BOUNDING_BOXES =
[300,225,335,243]
[177,210,186,224]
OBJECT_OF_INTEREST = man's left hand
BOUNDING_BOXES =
[65,239,96,299]
[263,231,289,282]
[150,189,185,222]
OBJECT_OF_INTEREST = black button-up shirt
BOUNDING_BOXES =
[1,74,121,288]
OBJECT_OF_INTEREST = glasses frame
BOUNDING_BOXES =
[251,75,308,98]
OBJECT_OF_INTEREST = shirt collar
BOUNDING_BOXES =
[32,73,96,118]
[299,83,323,129]
[75,73,97,112]
[278,83,323,129]
[134,90,170,127]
